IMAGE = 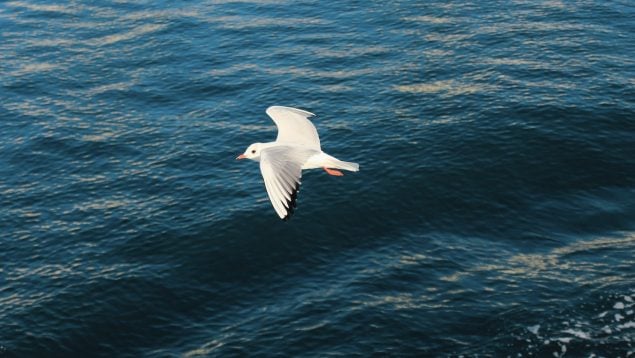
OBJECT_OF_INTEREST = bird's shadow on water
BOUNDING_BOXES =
[111,160,419,291]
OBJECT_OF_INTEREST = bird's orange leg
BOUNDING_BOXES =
[323,167,344,176]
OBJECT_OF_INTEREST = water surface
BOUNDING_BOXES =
[1,0,634,356]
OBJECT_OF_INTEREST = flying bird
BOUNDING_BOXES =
[237,106,359,220]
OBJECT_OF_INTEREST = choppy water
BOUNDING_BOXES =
[1,0,635,356]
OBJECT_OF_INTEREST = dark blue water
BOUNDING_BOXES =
[2,0,635,356]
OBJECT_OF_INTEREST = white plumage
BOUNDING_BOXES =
[237,106,359,220]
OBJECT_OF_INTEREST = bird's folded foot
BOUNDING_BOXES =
[323,167,344,176]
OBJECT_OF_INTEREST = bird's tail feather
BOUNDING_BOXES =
[333,160,359,172]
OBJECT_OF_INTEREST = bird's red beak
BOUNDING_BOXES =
[236,154,246,160]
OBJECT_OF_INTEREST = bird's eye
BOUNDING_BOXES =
[251,150,256,154]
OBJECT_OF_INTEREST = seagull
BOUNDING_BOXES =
[237,106,359,220]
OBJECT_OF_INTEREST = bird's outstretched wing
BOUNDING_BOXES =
[259,146,313,220]
[266,106,321,150]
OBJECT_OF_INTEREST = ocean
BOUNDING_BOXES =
[1,0,634,356]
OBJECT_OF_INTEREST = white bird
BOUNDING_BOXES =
[237,106,359,220]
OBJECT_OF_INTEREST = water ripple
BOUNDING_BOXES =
[1,0,634,356]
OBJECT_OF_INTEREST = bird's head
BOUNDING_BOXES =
[236,143,262,161]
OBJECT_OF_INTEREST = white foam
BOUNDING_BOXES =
[614,302,625,309]
[598,311,608,318]
[528,324,540,335]
[561,329,591,340]
[562,344,567,354]
[625,296,634,303]
[617,321,635,329]
[615,313,624,322]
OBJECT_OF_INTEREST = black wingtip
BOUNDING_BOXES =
[281,182,300,221]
